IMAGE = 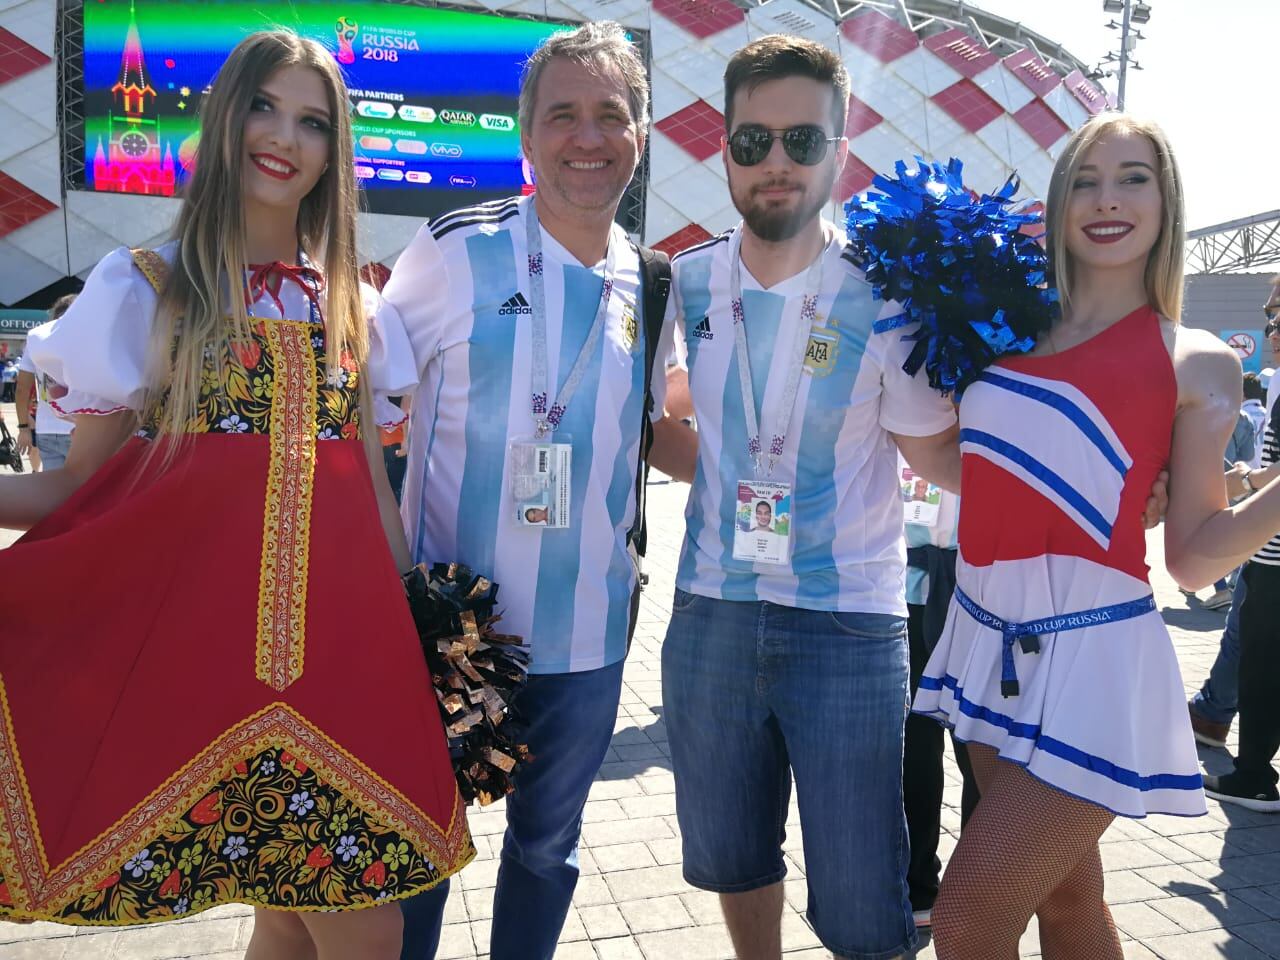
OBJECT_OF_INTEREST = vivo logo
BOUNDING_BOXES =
[431,142,463,158]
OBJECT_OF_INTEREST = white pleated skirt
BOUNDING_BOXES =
[913,552,1207,818]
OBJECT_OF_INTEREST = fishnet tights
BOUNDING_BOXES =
[931,744,1122,960]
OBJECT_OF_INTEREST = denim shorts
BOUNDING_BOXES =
[662,589,915,960]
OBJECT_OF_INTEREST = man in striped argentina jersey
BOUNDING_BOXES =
[379,24,695,960]
[660,37,961,960]
[1205,387,1280,811]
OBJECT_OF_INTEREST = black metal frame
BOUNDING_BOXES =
[55,0,86,197]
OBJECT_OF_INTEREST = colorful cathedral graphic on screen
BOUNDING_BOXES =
[91,2,177,197]
[79,0,580,218]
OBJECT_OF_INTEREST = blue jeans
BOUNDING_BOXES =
[1193,574,1247,724]
[35,432,71,470]
[662,590,916,960]
[400,659,625,960]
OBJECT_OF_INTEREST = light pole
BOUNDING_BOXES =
[1096,0,1152,110]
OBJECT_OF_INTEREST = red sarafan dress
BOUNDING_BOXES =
[0,245,473,925]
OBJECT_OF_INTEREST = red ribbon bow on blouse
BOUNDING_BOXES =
[244,261,326,319]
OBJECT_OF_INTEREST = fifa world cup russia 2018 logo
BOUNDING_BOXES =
[335,17,358,64]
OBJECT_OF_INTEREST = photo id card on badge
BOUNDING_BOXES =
[509,437,573,529]
[732,479,793,565]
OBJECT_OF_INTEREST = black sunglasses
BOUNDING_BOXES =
[728,124,841,167]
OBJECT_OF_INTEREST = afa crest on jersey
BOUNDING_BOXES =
[620,303,639,353]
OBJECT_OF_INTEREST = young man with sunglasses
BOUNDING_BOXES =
[660,35,960,960]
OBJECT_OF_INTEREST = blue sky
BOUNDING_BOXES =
[973,0,1274,230]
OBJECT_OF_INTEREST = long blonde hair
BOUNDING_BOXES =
[149,31,364,440]
[1045,112,1186,323]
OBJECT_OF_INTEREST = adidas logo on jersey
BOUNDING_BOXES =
[499,292,532,316]
[692,317,713,340]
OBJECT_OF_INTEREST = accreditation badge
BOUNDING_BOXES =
[732,479,793,565]
[508,436,573,529]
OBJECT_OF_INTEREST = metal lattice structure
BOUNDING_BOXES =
[1187,210,1280,275]
[745,0,1093,77]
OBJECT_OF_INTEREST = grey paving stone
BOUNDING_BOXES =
[580,817,675,848]
[1142,928,1272,959]
[603,865,691,903]
[578,904,630,940]
[1110,901,1185,939]
[1148,890,1267,932]
[617,895,693,935]
[592,936,645,960]
[1101,840,1175,872]
[636,923,735,960]
[572,875,616,909]
[435,922,475,960]
[593,842,659,873]
[1231,921,1280,957]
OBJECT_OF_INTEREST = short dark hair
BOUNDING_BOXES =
[1244,372,1266,403]
[48,293,77,320]
[723,35,849,135]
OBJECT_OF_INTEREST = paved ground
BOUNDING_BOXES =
[1,401,1278,959]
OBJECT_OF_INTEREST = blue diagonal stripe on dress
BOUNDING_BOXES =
[917,674,1203,792]
[959,428,1113,542]
[978,370,1129,475]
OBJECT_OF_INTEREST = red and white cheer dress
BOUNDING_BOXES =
[913,306,1206,818]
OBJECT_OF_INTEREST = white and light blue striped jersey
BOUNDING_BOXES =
[381,195,664,674]
[670,222,956,615]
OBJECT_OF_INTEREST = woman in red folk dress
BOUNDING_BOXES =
[913,114,1280,958]
[0,31,472,956]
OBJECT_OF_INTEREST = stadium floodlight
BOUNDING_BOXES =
[1100,0,1154,109]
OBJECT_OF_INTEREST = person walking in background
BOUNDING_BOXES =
[15,295,78,472]
[1204,387,1280,811]
[1242,373,1267,469]
[1,359,16,403]
[1187,355,1278,747]
[901,477,979,930]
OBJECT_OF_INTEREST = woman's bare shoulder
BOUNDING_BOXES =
[1167,321,1242,411]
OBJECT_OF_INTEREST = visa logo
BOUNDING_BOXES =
[479,113,515,132]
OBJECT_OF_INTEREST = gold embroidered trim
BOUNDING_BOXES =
[0,698,470,914]
[256,322,318,691]
[129,249,169,293]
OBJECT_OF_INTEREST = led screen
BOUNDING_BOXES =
[79,0,576,217]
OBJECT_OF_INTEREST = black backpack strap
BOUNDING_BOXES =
[627,243,672,559]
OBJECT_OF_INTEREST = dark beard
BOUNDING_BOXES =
[734,174,834,243]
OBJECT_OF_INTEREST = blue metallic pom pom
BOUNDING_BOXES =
[845,157,1059,397]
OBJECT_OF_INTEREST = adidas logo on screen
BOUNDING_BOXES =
[499,292,533,316]
[692,316,713,340]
